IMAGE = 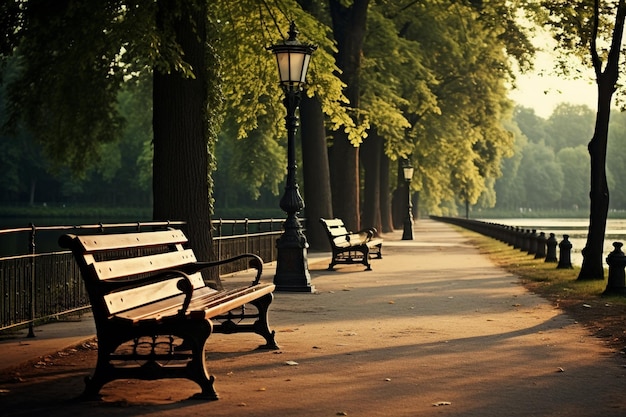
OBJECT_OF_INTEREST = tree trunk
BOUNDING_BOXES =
[153,1,217,285]
[392,159,407,229]
[578,79,613,280]
[413,191,419,220]
[328,0,369,231]
[578,0,626,281]
[380,152,394,233]
[300,94,333,251]
[361,129,382,234]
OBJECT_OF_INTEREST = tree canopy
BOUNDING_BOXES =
[1,0,545,240]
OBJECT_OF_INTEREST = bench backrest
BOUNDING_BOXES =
[320,218,354,246]
[320,218,349,237]
[59,229,209,318]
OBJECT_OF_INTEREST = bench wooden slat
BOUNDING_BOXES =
[111,284,275,323]
[194,284,275,320]
[109,284,214,322]
[322,219,344,227]
[75,229,188,251]
[93,249,198,281]
[328,227,350,237]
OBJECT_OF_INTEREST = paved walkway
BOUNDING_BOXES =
[1,219,625,416]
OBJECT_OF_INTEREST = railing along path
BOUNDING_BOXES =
[0,218,284,335]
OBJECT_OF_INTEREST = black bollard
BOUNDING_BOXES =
[513,227,522,249]
[527,229,538,255]
[535,232,547,259]
[604,242,626,296]
[545,233,558,263]
[557,235,573,269]
[520,229,531,252]
[506,226,515,246]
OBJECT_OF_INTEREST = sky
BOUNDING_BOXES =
[509,72,597,119]
[508,50,597,119]
[507,27,598,119]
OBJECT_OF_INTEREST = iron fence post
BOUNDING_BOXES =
[27,223,36,338]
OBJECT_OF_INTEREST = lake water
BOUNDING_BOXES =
[478,218,626,267]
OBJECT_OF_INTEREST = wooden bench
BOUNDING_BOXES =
[59,228,277,401]
[319,218,383,271]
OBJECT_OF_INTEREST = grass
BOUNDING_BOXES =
[459,228,626,351]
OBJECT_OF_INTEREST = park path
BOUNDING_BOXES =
[2,219,625,416]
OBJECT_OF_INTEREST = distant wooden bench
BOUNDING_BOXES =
[319,218,383,271]
[59,228,277,401]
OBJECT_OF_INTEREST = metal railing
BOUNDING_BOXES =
[0,218,285,334]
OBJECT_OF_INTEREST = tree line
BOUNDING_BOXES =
[2,0,625,272]
[493,103,626,214]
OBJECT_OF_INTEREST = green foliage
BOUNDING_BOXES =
[214,0,365,145]
[493,104,626,214]
[530,0,626,105]
[362,7,432,159]
[387,0,527,215]
[0,204,151,220]
[1,0,214,176]
[544,103,595,151]
[520,142,565,208]
[557,145,590,209]
[607,110,626,207]
[5,1,126,173]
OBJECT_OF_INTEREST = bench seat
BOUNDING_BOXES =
[59,228,277,401]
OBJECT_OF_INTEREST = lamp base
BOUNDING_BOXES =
[274,245,315,292]
[402,219,414,240]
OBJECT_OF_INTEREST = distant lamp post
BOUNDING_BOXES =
[402,164,414,240]
[268,22,317,292]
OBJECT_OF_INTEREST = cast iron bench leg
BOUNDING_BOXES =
[251,292,279,350]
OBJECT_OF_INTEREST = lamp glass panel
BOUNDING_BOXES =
[288,52,306,83]
[300,54,311,83]
[403,167,414,180]
[275,52,291,83]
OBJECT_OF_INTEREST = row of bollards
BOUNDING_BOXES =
[430,216,626,296]
[430,217,575,269]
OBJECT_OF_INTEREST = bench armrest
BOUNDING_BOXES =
[355,227,377,241]
[174,271,194,316]
[181,253,264,286]
[346,230,375,245]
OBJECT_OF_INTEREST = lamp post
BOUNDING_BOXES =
[268,22,317,292]
[402,164,414,240]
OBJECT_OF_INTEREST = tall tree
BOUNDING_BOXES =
[535,0,626,280]
[300,94,333,250]
[1,1,220,270]
[213,0,357,243]
[296,0,335,250]
[153,0,217,280]
[328,0,370,231]
[391,0,529,215]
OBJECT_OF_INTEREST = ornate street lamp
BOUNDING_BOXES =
[268,22,317,292]
[402,164,414,240]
